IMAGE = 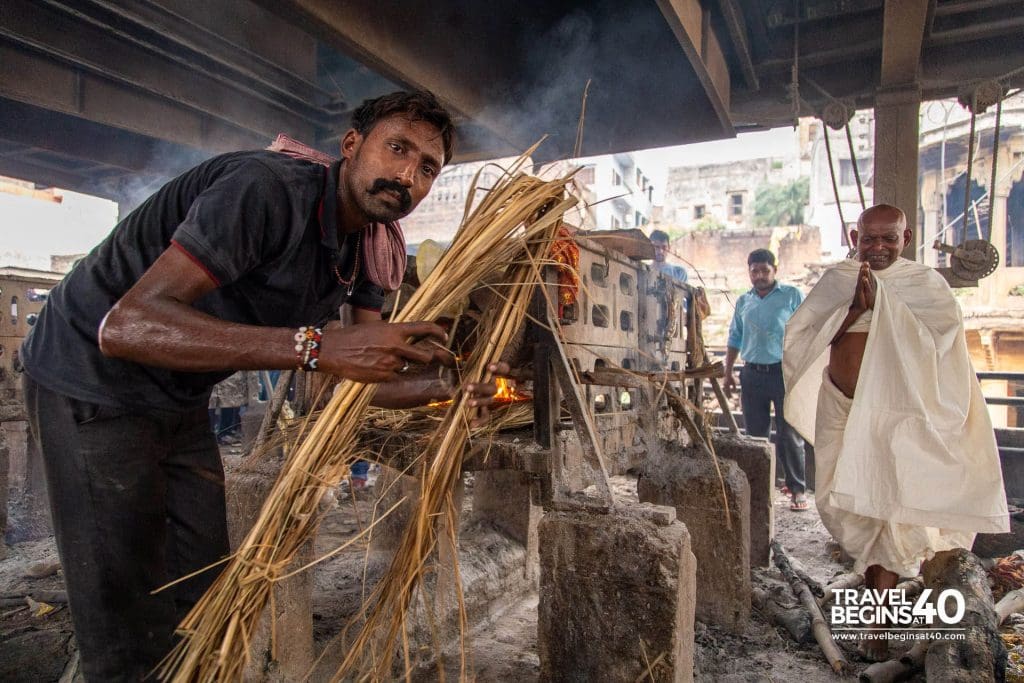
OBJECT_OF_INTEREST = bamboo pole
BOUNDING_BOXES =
[772,540,849,675]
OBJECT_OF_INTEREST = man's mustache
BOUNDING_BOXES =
[368,179,412,212]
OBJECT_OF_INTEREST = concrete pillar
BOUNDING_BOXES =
[4,421,51,542]
[711,434,774,568]
[430,475,465,622]
[471,470,542,583]
[370,464,421,552]
[538,503,696,683]
[638,446,751,633]
[224,452,314,682]
[874,86,923,258]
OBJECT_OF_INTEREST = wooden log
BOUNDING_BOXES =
[0,589,67,607]
[772,540,849,674]
[818,573,864,608]
[709,377,739,434]
[995,587,1024,625]
[921,548,1006,681]
[858,640,929,683]
[753,586,812,643]
[895,577,923,599]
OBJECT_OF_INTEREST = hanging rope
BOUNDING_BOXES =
[790,0,801,128]
[821,124,851,249]
[987,96,1003,242]
[803,74,868,227]
[962,91,979,240]
[844,122,867,211]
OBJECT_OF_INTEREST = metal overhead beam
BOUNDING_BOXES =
[754,39,882,75]
[654,0,735,135]
[880,0,930,86]
[0,99,205,177]
[76,0,331,109]
[0,0,321,139]
[927,16,1024,47]
[715,0,759,89]
[934,0,1024,16]
[0,40,269,153]
[248,0,523,158]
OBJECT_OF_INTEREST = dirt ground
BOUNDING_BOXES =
[0,460,924,682]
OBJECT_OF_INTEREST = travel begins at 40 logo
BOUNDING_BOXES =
[830,588,966,630]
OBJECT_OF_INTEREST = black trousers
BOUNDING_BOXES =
[23,375,229,682]
[740,363,806,495]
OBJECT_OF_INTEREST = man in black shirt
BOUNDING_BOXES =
[20,91,503,680]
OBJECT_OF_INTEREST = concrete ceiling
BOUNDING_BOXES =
[0,0,1022,204]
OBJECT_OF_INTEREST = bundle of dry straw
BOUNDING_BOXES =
[158,145,578,682]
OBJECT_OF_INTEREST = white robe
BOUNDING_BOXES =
[783,258,1009,575]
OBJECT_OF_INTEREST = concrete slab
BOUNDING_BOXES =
[712,434,774,567]
[538,503,696,682]
[225,452,314,682]
[638,444,751,633]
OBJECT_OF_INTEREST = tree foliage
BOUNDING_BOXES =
[691,214,726,232]
[753,177,809,227]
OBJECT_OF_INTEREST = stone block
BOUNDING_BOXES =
[3,422,51,543]
[370,464,421,552]
[225,453,313,682]
[240,402,266,453]
[470,470,542,582]
[711,433,774,567]
[973,512,1024,558]
[638,444,751,633]
[538,503,696,683]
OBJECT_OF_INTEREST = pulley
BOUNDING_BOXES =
[820,100,854,131]
[933,239,1000,281]
[958,81,1006,114]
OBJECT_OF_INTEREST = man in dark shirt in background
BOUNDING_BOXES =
[20,91,505,680]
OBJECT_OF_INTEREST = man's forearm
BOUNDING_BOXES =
[371,372,452,409]
[724,346,739,374]
[100,296,301,372]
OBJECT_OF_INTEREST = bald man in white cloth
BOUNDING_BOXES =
[783,204,1009,660]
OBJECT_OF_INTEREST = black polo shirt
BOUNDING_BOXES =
[21,151,384,410]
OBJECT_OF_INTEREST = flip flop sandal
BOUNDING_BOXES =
[790,496,809,511]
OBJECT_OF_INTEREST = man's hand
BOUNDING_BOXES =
[463,361,512,429]
[722,368,737,398]
[318,320,447,383]
[851,261,876,313]
[370,361,514,420]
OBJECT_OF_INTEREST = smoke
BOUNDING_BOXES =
[470,0,709,163]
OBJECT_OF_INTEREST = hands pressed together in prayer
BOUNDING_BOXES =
[850,261,876,313]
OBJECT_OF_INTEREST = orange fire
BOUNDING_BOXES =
[493,377,531,404]
[426,377,530,409]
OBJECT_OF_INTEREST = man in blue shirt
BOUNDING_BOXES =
[650,229,688,283]
[723,249,807,510]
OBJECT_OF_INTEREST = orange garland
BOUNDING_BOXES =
[550,226,580,318]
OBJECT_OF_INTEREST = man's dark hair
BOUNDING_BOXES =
[748,248,776,266]
[649,229,670,243]
[350,90,456,164]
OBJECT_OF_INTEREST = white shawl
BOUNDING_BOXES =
[783,258,1009,534]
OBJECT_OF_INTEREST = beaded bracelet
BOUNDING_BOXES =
[294,325,323,371]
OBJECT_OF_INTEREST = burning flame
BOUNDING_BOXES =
[427,377,530,409]
[493,377,530,404]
